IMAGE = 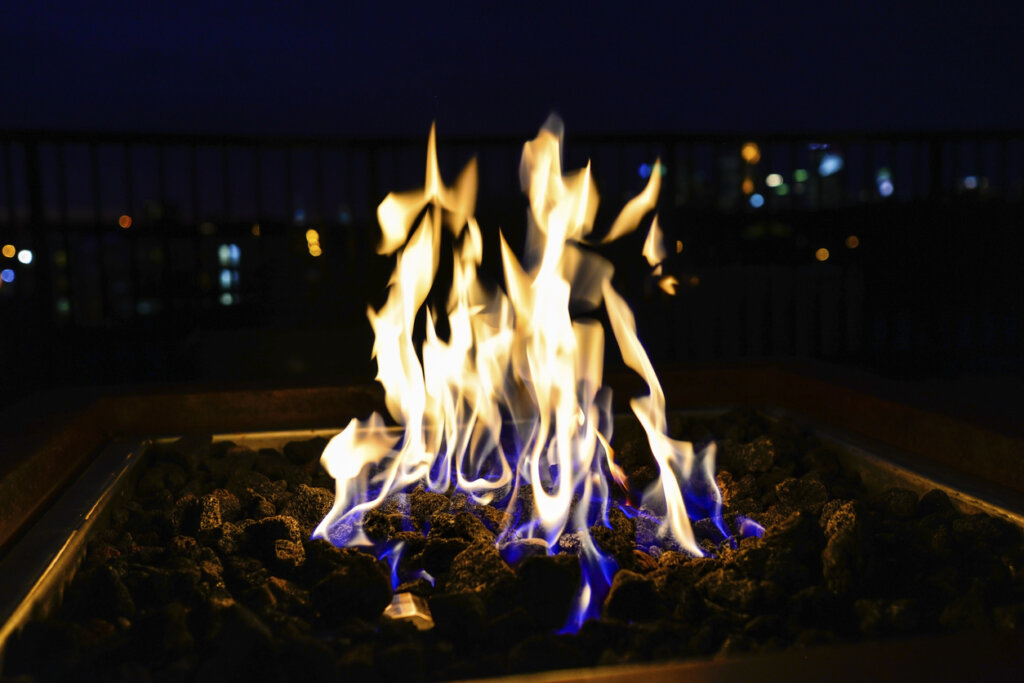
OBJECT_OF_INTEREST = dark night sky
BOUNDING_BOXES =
[1,1,1022,137]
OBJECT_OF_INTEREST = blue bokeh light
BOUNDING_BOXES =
[749,193,765,208]
[638,163,652,179]
[818,153,844,177]
[0,269,13,283]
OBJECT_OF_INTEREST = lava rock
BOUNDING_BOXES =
[280,485,334,534]
[604,570,662,622]
[409,487,450,526]
[870,487,918,519]
[311,549,392,624]
[775,478,829,514]
[444,544,515,597]
[590,507,636,569]
[419,536,469,576]
[283,437,328,466]
[516,554,581,630]
[428,511,494,545]
[429,591,486,644]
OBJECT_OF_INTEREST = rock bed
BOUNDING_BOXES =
[4,409,1023,682]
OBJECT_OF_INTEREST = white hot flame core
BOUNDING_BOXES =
[315,118,713,610]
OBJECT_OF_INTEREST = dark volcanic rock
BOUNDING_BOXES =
[604,570,662,622]
[311,549,392,624]
[280,484,334,535]
[590,507,637,570]
[516,554,581,630]
[15,413,1024,681]
[444,544,515,597]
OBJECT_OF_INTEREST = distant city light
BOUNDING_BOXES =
[741,142,761,164]
[295,208,307,223]
[819,153,844,177]
[749,193,765,208]
[220,293,234,306]
[17,249,33,265]
[776,183,790,196]
[793,169,809,183]
[339,208,353,225]
[220,269,233,289]
[809,142,830,150]
[875,168,894,197]
[741,178,754,195]
[306,228,322,257]
[688,275,700,287]
[638,163,652,179]
[675,240,683,253]
[963,175,978,190]
[1,244,14,259]
[56,298,71,315]
[845,235,860,249]
[218,243,241,267]
[1,269,14,283]
[815,248,830,262]
[766,173,783,188]
[119,215,132,229]
[251,223,261,237]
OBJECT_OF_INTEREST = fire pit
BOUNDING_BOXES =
[1,400,1022,681]
[2,120,1023,680]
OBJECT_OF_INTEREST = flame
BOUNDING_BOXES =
[315,118,721,628]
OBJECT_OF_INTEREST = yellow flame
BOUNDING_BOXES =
[317,118,710,571]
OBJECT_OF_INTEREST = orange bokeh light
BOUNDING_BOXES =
[815,248,830,262]
[1,244,14,258]
[741,142,761,164]
[119,215,132,229]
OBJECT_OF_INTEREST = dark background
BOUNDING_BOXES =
[4,1,1023,136]
[1,1,1023,419]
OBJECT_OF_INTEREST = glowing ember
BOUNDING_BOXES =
[314,117,725,630]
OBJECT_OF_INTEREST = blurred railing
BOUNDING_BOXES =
[1,128,1022,396]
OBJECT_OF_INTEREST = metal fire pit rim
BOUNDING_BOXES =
[0,436,151,665]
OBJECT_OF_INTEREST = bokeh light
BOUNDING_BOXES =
[749,193,765,208]
[741,178,754,195]
[819,154,843,177]
[1,269,14,283]
[793,169,809,183]
[17,249,33,265]
[119,215,132,229]
[638,163,652,179]
[845,235,860,249]
[766,173,782,188]
[815,248,830,262]
[741,142,761,164]
[1,244,14,258]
